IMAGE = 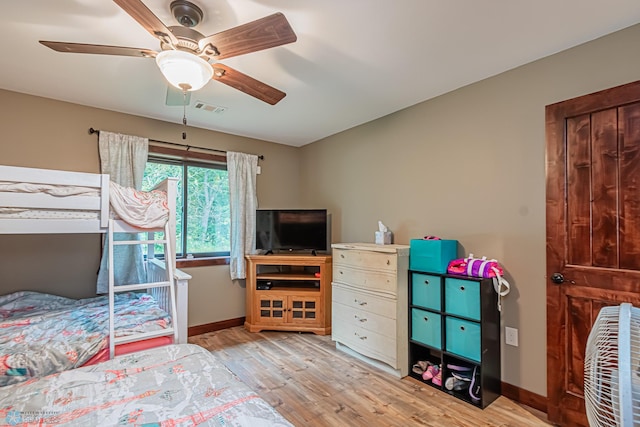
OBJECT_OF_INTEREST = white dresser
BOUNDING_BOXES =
[331,242,410,377]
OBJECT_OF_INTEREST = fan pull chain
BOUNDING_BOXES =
[182,88,188,140]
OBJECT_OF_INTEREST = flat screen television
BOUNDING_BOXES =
[256,209,328,253]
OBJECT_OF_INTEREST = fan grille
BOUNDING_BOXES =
[584,303,640,427]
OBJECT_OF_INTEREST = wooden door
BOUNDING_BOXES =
[546,80,640,426]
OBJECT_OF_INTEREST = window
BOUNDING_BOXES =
[142,156,230,259]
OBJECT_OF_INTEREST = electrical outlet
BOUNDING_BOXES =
[505,327,519,347]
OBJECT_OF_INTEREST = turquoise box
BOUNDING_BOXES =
[445,316,481,362]
[444,277,481,321]
[411,308,442,349]
[411,272,442,311]
[409,239,458,273]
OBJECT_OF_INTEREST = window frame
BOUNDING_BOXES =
[147,145,230,268]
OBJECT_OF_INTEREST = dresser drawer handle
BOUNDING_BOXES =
[386,259,390,265]
[354,299,368,306]
[340,254,345,258]
[423,317,429,322]
[423,279,429,285]
[460,286,465,291]
[354,315,367,323]
[460,326,465,331]
[354,332,367,340]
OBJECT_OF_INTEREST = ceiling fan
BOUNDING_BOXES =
[40,0,297,105]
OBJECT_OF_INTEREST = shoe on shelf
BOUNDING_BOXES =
[445,376,471,391]
[446,363,473,372]
[412,360,430,376]
[422,364,439,381]
[432,369,443,387]
[451,371,473,382]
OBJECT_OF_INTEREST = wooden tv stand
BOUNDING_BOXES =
[245,254,332,335]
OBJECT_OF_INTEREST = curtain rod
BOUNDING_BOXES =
[88,128,264,160]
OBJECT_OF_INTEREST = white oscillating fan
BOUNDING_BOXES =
[584,303,640,426]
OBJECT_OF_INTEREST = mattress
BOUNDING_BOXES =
[0,344,292,426]
[0,209,99,220]
[0,291,172,386]
[0,180,168,227]
[0,181,102,220]
[0,181,100,197]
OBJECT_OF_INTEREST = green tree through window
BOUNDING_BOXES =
[142,157,230,258]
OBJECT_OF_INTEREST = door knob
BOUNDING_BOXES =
[551,273,565,284]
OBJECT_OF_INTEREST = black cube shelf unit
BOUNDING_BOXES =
[408,269,501,409]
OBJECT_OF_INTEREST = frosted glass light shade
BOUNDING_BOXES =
[156,50,213,91]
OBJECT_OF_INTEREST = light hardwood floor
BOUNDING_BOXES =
[190,327,552,427]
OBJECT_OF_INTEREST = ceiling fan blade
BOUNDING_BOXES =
[40,41,157,58]
[199,13,296,60]
[113,0,179,46]
[212,64,286,105]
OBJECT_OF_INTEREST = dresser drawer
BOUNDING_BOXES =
[445,317,481,362]
[332,283,397,319]
[411,308,442,349]
[332,321,398,369]
[333,300,397,339]
[444,277,480,320]
[411,272,441,311]
[333,248,397,274]
[334,265,397,294]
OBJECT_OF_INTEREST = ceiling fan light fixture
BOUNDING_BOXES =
[156,50,212,91]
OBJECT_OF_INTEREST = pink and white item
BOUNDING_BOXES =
[446,254,503,278]
[447,254,510,312]
[108,181,169,229]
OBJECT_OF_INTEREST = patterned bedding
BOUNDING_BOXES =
[0,344,292,427]
[0,291,171,387]
[0,181,100,220]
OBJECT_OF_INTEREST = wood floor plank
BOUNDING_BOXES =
[190,327,551,427]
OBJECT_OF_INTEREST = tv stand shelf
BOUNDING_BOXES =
[257,273,318,280]
[245,254,332,335]
[268,286,318,292]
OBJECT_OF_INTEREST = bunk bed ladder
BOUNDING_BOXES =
[107,219,178,359]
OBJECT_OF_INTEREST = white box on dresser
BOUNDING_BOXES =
[331,242,410,378]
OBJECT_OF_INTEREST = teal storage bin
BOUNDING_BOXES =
[409,239,458,273]
[444,277,481,321]
[445,317,481,362]
[411,272,442,311]
[411,308,442,349]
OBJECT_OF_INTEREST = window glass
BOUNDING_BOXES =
[142,158,229,258]
[186,164,230,254]
[142,161,183,255]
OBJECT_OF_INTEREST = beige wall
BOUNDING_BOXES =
[300,23,640,397]
[0,89,302,322]
[2,22,640,399]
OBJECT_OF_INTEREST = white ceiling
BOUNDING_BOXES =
[1,1,639,147]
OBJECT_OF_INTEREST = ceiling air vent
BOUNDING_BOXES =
[194,101,227,114]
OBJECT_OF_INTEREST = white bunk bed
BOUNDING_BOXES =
[0,165,110,234]
[0,166,296,426]
[0,165,191,376]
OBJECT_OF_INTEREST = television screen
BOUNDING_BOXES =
[256,209,328,253]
